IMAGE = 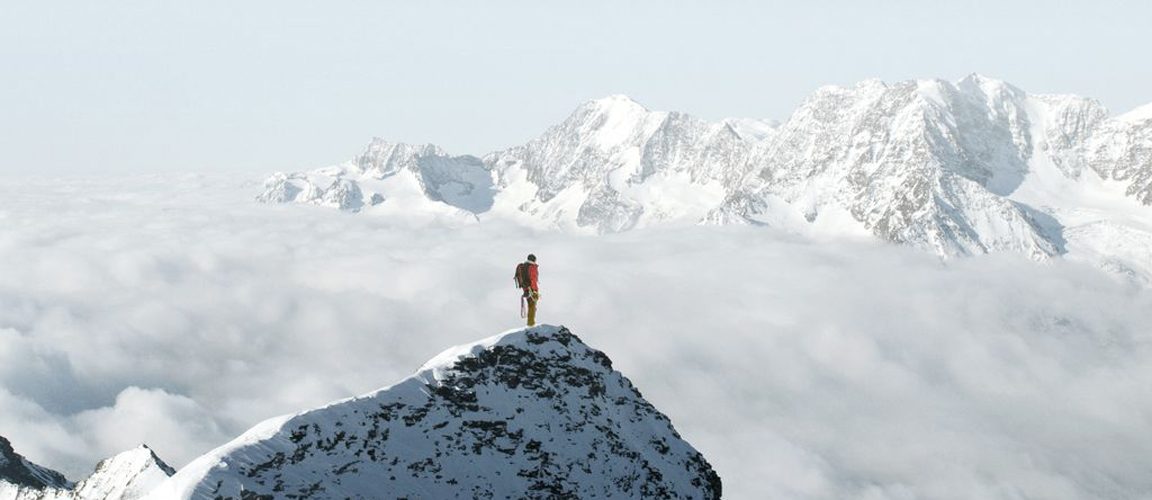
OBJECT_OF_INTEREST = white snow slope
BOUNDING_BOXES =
[144,325,720,499]
[259,75,1152,278]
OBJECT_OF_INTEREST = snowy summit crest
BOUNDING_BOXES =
[583,94,649,113]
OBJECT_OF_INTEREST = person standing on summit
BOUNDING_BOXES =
[514,254,540,327]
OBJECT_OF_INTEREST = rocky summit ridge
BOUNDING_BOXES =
[144,325,720,499]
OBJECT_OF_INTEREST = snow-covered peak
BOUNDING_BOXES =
[559,94,668,151]
[72,446,173,500]
[574,94,653,126]
[146,325,721,499]
[957,73,1020,94]
[583,93,649,114]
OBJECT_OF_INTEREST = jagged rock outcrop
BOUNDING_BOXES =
[0,436,69,492]
[146,325,721,499]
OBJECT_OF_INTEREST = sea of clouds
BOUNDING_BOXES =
[1,173,1150,499]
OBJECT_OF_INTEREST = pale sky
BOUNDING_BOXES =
[2,0,1149,175]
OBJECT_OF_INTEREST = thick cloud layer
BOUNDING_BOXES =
[1,174,1150,499]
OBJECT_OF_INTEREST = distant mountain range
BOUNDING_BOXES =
[3,326,720,500]
[258,75,1152,280]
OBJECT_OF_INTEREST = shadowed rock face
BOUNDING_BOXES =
[0,435,69,490]
[149,326,721,500]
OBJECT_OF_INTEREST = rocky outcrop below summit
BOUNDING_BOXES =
[0,436,70,492]
[146,325,721,499]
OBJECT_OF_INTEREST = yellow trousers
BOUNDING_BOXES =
[526,294,538,326]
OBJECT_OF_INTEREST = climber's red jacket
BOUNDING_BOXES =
[524,262,539,292]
